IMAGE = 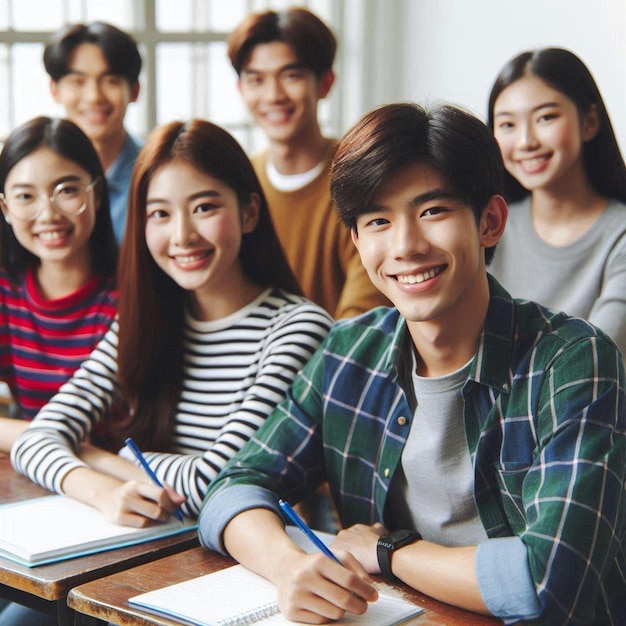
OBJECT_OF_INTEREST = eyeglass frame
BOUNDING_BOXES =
[0,177,101,221]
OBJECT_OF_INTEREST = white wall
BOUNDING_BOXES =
[400,0,626,151]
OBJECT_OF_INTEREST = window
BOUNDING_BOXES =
[0,0,341,152]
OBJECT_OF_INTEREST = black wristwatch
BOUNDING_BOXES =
[377,529,422,583]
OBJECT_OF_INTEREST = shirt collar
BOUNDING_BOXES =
[469,274,514,393]
[386,274,515,394]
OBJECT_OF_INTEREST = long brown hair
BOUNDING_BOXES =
[117,119,301,450]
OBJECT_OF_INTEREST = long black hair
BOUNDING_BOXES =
[488,47,626,204]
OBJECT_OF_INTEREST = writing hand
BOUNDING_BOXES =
[103,479,185,527]
[273,549,378,623]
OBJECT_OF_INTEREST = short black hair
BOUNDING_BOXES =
[0,117,118,278]
[331,102,505,264]
[44,21,141,85]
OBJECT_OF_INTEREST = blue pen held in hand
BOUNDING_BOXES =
[278,498,341,564]
[125,437,184,523]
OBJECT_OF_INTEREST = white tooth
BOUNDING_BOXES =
[520,156,547,169]
[397,267,440,284]
[39,231,64,241]
[177,254,204,263]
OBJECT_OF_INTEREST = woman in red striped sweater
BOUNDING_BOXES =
[0,116,118,450]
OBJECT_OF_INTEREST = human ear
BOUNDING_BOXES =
[1,203,10,224]
[130,81,140,104]
[479,195,508,249]
[318,70,335,99]
[50,79,61,103]
[581,104,600,142]
[350,226,359,249]
[241,193,260,233]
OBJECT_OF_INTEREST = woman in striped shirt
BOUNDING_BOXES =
[0,117,118,449]
[11,118,332,525]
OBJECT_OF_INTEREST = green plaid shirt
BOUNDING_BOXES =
[202,277,626,624]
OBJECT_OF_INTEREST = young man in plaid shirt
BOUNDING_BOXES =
[200,103,626,625]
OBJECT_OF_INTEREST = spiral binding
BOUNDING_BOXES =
[215,601,280,626]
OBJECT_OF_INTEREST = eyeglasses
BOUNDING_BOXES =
[0,178,99,221]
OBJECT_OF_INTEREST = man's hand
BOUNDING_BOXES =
[331,522,388,573]
[273,549,378,623]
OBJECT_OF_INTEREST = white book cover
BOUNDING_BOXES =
[0,495,196,567]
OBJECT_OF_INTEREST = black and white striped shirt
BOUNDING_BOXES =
[12,288,333,517]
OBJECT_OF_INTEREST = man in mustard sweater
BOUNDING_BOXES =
[228,7,389,319]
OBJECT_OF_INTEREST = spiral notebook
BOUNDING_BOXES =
[129,563,424,626]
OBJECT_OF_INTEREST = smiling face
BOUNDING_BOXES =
[0,147,97,272]
[238,41,333,147]
[492,74,598,195]
[352,162,505,332]
[144,160,259,318]
[50,43,138,150]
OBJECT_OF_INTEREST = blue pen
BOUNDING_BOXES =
[125,437,184,523]
[278,498,341,564]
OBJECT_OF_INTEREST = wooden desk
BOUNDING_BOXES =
[0,455,199,626]
[68,546,503,626]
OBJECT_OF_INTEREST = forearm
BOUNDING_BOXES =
[392,541,489,614]
[224,508,299,583]
[78,443,145,482]
[0,417,28,453]
[61,465,125,509]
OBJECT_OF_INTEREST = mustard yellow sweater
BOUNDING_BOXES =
[252,140,389,319]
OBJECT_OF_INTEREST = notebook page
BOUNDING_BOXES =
[0,496,194,565]
[130,564,424,626]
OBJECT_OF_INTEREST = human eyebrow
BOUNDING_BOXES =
[407,189,463,208]
[532,102,562,117]
[359,203,389,217]
[280,63,307,72]
[189,190,221,202]
[7,182,36,190]
[52,175,83,186]
[146,190,221,206]
[494,101,561,118]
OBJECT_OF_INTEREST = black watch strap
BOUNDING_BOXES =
[377,529,422,583]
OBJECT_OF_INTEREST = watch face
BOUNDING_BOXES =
[389,529,416,543]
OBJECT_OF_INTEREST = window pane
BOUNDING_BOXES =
[85,0,136,29]
[156,0,193,32]
[156,44,193,124]
[207,42,246,125]
[11,0,64,31]
[12,44,54,128]
[207,0,249,31]
[0,3,8,29]
[0,45,9,138]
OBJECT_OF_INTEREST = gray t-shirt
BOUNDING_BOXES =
[387,355,487,547]
[489,197,626,357]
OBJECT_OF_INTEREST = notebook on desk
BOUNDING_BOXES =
[129,562,424,626]
[0,495,196,567]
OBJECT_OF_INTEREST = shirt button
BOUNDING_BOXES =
[397,416,407,426]
[384,468,390,477]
